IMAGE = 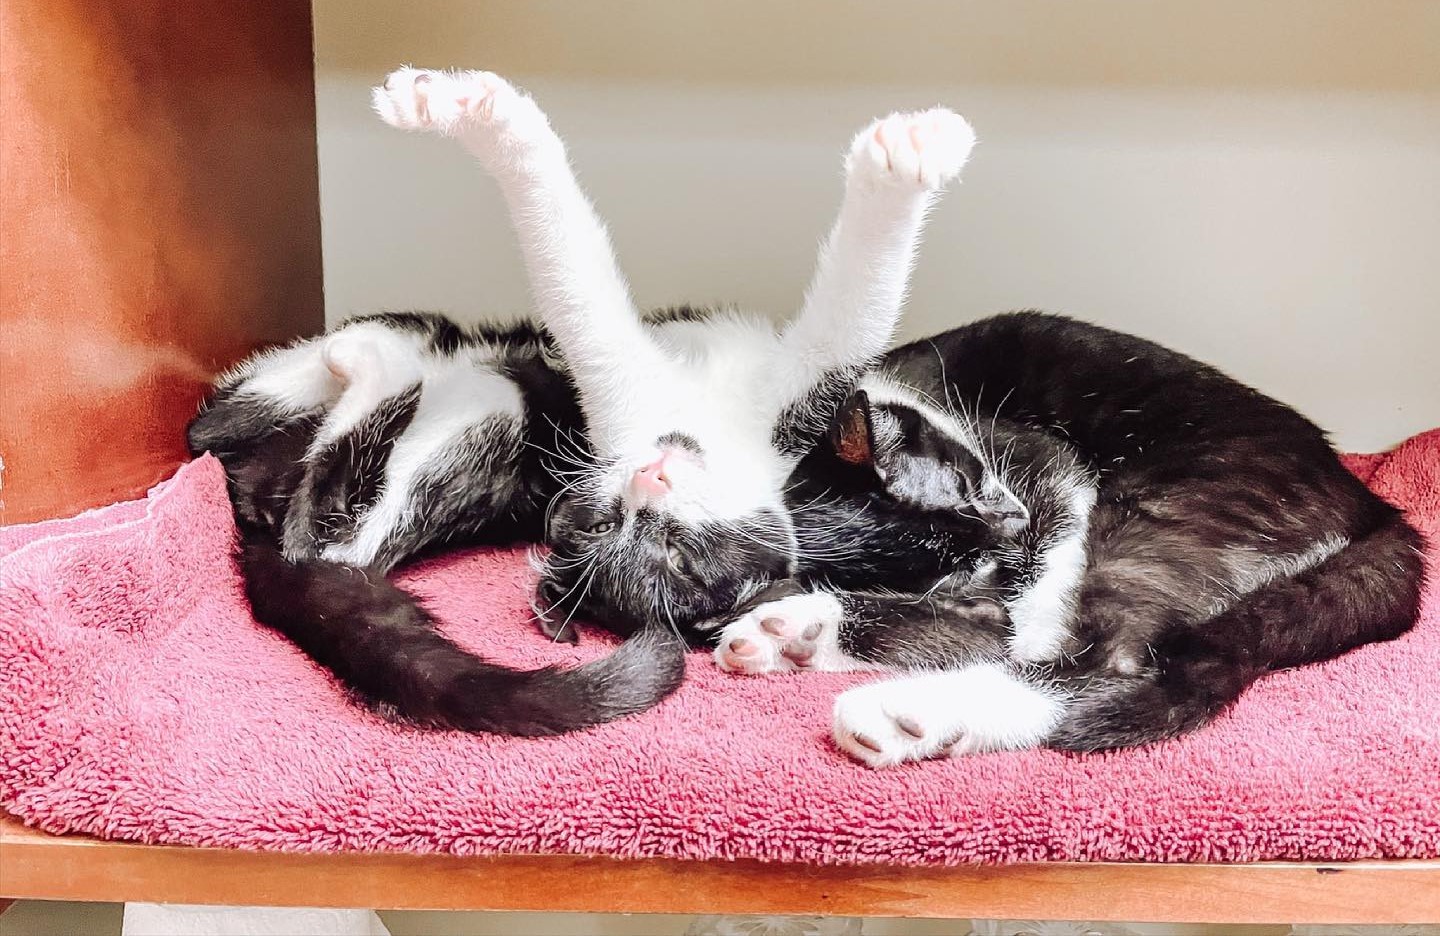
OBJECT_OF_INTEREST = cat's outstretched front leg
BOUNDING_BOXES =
[373,68,663,453]
[773,109,976,450]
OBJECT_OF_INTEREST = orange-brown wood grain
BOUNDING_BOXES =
[3,813,1439,924]
[0,0,323,524]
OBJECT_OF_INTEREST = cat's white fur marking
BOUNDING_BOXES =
[224,342,340,415]
[1006,478,1098,663]
[832,665,1064,767]
[310,327,425,450]
[374,67,662,455]
[713,591,876,674]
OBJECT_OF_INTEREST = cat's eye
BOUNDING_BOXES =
[666,544,692,576]
[585,520,616,535]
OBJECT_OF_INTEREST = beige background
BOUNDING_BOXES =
[313,0,1438,452]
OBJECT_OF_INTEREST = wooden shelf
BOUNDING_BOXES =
[4,813,1438,924]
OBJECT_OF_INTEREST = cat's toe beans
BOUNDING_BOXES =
[832,683,956,767]
[714,593,847,674]
[894,714,926,739]
[713,618,781,674]
[372,68,528,137]
[849,108,975,191]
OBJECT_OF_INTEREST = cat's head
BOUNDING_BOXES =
[534,428,797,640]
[828,377,1030,535]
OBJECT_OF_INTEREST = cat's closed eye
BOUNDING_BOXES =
[666,543,693,577]
[585,520,616,535]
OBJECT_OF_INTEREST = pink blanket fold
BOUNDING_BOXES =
[1,431,1437,866]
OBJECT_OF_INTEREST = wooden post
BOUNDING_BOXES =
[0,0,324,524]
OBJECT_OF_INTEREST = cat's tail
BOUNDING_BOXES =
[1048,508,1425,752]
[238,533,687,736]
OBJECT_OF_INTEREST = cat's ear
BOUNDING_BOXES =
[831,390,877,468]
[533,578,581,644]
[534,613,580,644]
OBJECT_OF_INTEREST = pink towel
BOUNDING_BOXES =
[1,431,1437,865]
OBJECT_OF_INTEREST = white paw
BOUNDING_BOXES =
[713,592,851,674]
[846,107,976,192]
[320,334,382,386]
[371,67,554,151]
[832,677,971,768]
[832,666,1061,768]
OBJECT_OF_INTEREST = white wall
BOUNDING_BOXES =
[313,0,1439,451]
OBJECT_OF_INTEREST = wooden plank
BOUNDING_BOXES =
[3,814,1437,924]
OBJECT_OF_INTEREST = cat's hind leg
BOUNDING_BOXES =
[310,326,425,451]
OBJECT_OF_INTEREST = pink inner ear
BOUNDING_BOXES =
[834,403,873,466]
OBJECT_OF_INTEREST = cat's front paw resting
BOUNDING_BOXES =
[846,108,976,193]
[713,592,853,674]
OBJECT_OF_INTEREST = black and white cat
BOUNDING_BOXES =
[714,313,1426,765]
[190,68,978,735]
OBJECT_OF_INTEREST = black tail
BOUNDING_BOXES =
[1050,509,1426,752]
[238,533,687,736]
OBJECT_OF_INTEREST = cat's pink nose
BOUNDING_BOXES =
[631,456,672,498]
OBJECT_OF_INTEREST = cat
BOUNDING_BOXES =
[703,313,1427,766]
[188,67,978,734]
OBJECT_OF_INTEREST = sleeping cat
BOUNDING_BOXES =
[189,68,978,734]
[702,314,1426,765]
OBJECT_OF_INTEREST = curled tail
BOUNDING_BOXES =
[1050,509,1425,752]
[239,534,686,736]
